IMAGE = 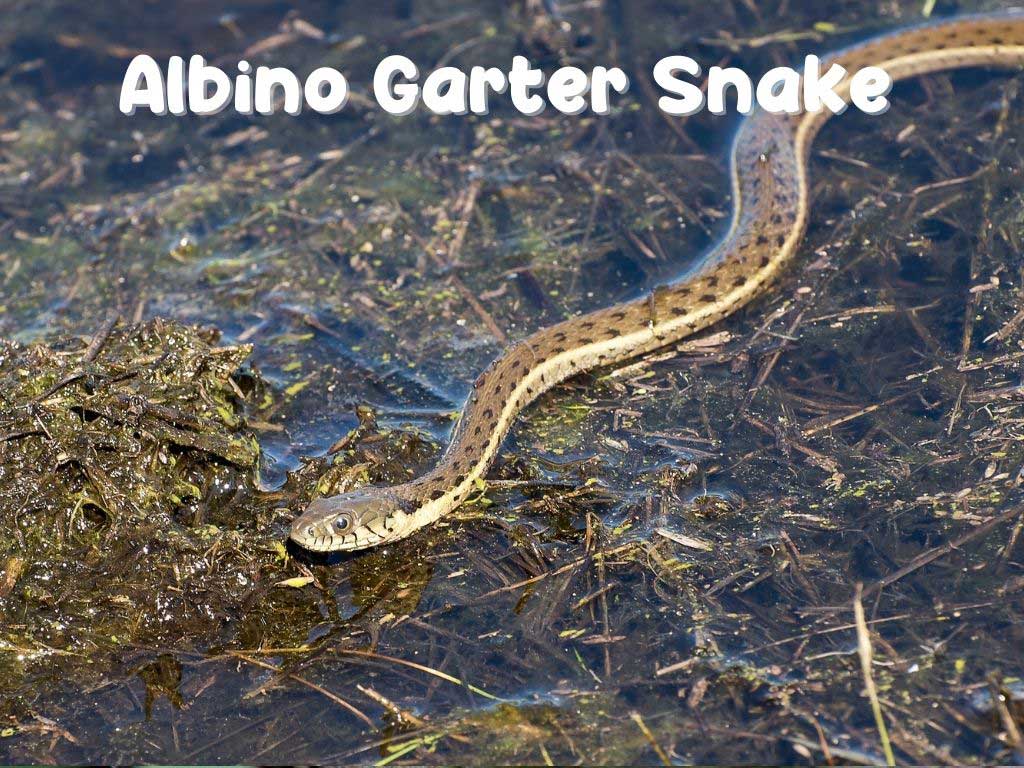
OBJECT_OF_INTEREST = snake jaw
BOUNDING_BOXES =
[290,490,408,552]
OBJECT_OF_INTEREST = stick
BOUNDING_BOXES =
[629,711,671,766]
[854,583,896,767]
[861,504,1024,601]
[83,311,120,362]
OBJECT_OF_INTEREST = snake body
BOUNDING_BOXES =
[291,13,1024,552]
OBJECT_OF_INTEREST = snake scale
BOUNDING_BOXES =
[291,12,1024,552]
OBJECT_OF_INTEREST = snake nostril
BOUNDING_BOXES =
[306,526,315,538]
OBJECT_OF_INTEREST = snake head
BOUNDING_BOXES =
[290,489,410,552]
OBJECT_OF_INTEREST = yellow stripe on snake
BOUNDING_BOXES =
[291,13,1024,552]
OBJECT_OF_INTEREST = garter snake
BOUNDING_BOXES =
[291,13,1024,552]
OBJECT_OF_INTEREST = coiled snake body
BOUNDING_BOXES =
[292,13,1024,552]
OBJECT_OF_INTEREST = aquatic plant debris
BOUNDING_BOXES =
[0,319,263,688]
[0,317,259,511]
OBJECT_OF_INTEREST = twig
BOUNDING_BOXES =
[740,310,805,417]
[182,709,291,761]
[417,542,636,619]
[597,532,613,679]
[612,150,708,233]
[911,162,992,196]
[987,675,1023,751]
[861,504,1024,601]
[801,392,913,438]
[571,582,617,611]
[334,648,502,701]
[229,651,375,728]
[779,531,822,603]
[397,11,478,40]
[984,303,1024,344]
[580,158,611,254]
[854,583,896,767]
[998,512,1023,567]
[959,209,985,367]
[83,311,120,362]
[445,176,482,266]
[32,313,122,402]
[449,274,508,344]
[629,711,671,766]
[356,684,426,728]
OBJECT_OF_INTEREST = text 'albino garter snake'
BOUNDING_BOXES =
[291,12,1024,553]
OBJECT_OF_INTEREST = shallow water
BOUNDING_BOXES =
[2,0,1024,763]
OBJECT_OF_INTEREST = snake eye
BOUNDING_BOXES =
[334,515,351,532]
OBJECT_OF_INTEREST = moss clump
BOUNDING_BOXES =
[0,317,259,526]
[0,319,265,692]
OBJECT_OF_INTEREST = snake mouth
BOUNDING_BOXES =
[289,523,388,553]
[289,527,340,552]
[288,518,378,552]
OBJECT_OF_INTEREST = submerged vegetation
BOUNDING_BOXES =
[2,0,1024,763]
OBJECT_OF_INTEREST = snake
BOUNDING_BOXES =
[290,12,1024,552]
